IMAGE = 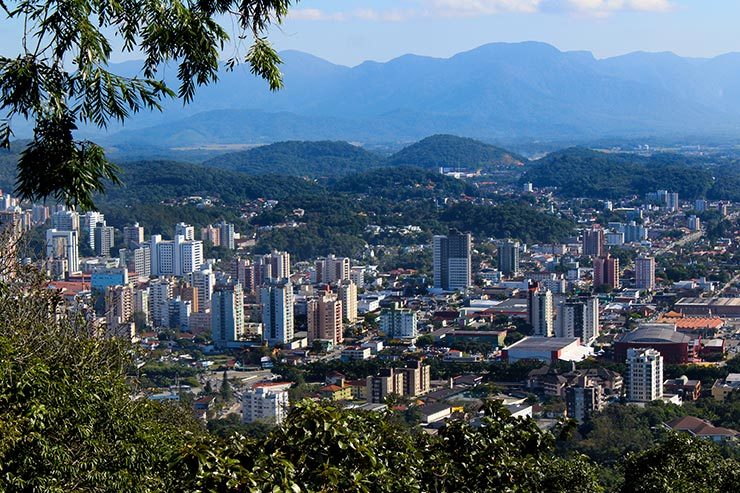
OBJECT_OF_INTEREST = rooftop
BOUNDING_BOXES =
[505,337,580,351]
[676,297,740,307]
[666,416,738,438]
[618,326,691,345]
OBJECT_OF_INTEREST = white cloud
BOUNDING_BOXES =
[288,8,347,21]
[289,8,414,22]
[288,0,674,22]
[432,1,542,17]
[554,0,673,14]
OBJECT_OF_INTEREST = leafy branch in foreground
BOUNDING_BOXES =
[0,0,294,209]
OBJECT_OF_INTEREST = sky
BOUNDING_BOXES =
[1,1,739,66]
[266,0,740,65]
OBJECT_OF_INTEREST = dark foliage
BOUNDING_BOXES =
[204,140,383,176]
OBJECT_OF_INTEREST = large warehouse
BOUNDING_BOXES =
[502,337,591,363]
[614,324,691,364]
[675,297,740,317]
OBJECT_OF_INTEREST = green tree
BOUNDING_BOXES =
[1,0,293,209]
[621,433,740,492]
[0,257,202,491]
[220,370,232,402]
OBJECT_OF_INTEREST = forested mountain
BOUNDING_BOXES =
[522,147,740,200]
[203,140,383,176]
[386,134,526,170]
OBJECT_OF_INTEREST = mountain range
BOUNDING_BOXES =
[93,41,740,149]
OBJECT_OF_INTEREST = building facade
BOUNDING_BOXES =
[261,280,294,346]
[433,233,472,291]
[626,347,664,402]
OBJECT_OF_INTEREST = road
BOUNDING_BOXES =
[655,230,702,256]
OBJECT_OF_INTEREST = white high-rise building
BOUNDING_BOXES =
[212,284,245,346]
[217,221,235,250]
[93,222,114,257]
[433,233,472,291]
[179,238,203,276]
[350,266,365,288]
[626,348,664,402]
[635,256,656,291]
[687,215,701,232]
[105,284,134,332]
[314,254,350,284]
[32,204,49,225]
[527,282,554,337]
[46,229,79,277]
[255,251,291,284]
[188,268,215,312]
[337,279,358,323]
[242,382,291,424]
[175,222,195,241]
[81,211,105,248]
[150,234,203,277]
[51,210,79,232]
[261,280,294,346]
[123,222,144,247]
[133,247,151,277]
[380,305,418,339]
[134,288,149,324]
[557,296,600,344]
[666,192,680,212]
[149,279,173,327]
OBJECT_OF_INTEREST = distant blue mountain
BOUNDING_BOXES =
[101,42,740,146]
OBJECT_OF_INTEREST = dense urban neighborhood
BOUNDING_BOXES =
[3,138,740,482]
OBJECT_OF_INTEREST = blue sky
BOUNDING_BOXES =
[269,0,740,65]
[1,1,739,65]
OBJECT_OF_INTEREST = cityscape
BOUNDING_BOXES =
[2,0,740,491]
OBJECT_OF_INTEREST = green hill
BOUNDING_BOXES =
[202,140,383,177]
[386,134,526,170]
[331,166,477,198]
[522,147,734,200]
[104,160,317,205]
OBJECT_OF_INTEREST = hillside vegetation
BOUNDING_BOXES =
[523,147,739,200]
[203,140,383,176]
[386,134,526,170]
[331,165,477,198]
[202,134,525,177]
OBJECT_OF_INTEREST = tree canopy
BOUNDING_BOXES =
[0,0,293,209]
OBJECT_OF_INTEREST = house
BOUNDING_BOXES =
[663,376,702,401]
[194,395,215,412]
[711,373,740,401]
[319,384,353,401]
[419,402,453,424]
[665,416,738,443]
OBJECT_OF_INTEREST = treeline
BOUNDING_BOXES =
[331,165,477,198]
[203,134,527,177]
[440,201,575,243]
[523,147,740,200]
[203,140,384,176]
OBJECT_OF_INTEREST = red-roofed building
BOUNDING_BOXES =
[666,416,738,443]
[319,384,353,401]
